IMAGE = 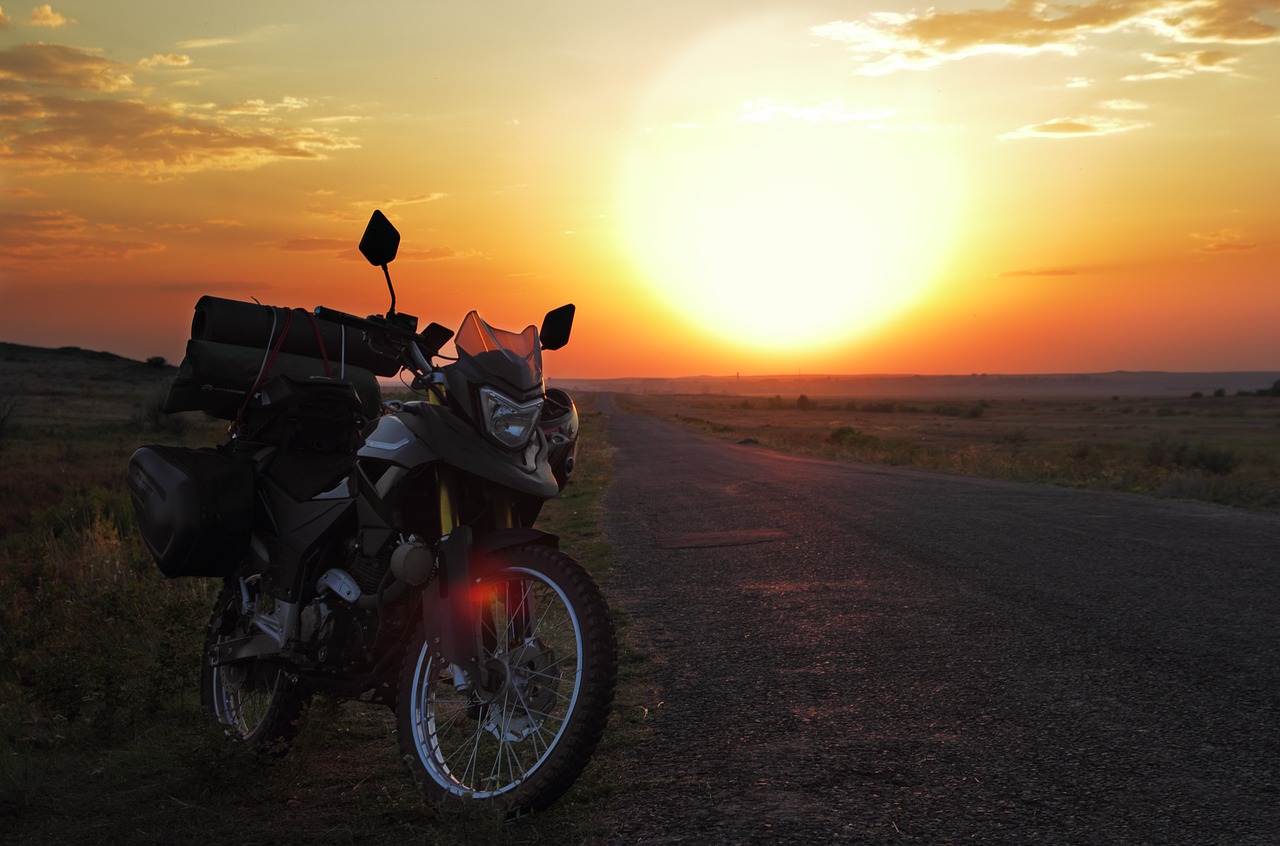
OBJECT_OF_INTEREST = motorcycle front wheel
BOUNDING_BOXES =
[397,542,617,814]
[200,581,305,748]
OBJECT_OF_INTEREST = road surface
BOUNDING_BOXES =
[595,395,1279,845]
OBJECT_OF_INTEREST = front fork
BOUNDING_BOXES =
[423,470,521,695]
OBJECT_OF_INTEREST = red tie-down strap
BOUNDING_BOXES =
[230,308,335,437]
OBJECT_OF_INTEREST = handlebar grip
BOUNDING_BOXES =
[313,305,373,331]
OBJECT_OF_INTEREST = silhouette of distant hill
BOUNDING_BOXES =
[4,340,1274,401]
[554,370,1280,399]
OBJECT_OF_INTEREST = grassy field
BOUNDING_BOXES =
[616,389,1280,512]
[0,345,646,845]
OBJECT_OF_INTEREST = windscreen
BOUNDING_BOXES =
[454,311,542,384]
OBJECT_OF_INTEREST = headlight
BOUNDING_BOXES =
[478,387,543,449]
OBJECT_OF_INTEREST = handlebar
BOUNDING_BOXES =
[313,306,436,376]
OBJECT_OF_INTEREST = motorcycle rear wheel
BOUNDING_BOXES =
[200,582,305,748]
[397,543,617,814]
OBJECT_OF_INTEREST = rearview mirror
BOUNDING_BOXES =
[359,210,400,267]
[540,304,575,351]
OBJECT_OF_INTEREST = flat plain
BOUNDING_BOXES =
[614,387,1280,512]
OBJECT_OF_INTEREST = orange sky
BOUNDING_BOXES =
[1,2,1277,379]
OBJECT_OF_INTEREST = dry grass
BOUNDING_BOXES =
[617,391,1280,511]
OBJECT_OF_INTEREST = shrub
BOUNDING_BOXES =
[1145,436,1241,475]
[931,401,987,419]
[795,394,815,411]
[829,426,876,449]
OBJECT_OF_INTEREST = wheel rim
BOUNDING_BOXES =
[209,660,288,739]
[406,566,584,798]
[208,585,288,740]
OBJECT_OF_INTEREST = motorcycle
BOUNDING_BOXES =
[127,210,616,814]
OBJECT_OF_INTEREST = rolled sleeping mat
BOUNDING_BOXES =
[163,338,383,421]
[190,295,403,377]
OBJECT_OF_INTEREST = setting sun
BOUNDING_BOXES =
[621,112,960,352]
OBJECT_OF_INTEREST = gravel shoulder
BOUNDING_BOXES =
[596,396,1280,845]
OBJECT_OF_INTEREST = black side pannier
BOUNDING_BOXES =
[127,445,254,578]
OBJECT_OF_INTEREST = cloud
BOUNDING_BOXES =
[999,115,1149,138]
[1192,228,1259,252]
[276,237,458,261]
[1101,98,1148,110]
[177,38,237,49]
[219,96,308,116]
[138,53,193,70]
[278,237,351,253]
[29,4,71,28]
[813,0,1280,75]
[0,209,164,261]
[1124,49,1241,79]
[0,8,11,30]
[0,43,134,92]
[2,93,357,177]
[0,43,359,178]
[381,192,448,207]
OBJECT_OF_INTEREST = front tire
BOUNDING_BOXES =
[397,543,617,813]
[200,581,305,748]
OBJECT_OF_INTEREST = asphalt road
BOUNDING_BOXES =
[595,395,1279,845]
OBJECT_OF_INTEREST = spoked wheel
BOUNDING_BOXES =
[200,580,305,747]
[397,543,617,814]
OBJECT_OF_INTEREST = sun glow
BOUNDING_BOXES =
[617,20,961,355]
[621,121,958,351]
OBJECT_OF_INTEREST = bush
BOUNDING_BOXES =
[829,426,876,449]
[932,401,987,419]
[1145,436,1241,475]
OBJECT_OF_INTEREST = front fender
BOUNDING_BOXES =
[473,527,559,560]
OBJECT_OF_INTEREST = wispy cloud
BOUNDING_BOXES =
[279,237,352,253]
[0,209,164,261]
[276,236,458,261]
[177,37,237,50]
[0,43,359,178]
[1124,49,1241,79]
[1192,228,1260,252]
[999,115,1149,139]
[814,0,1279,76]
